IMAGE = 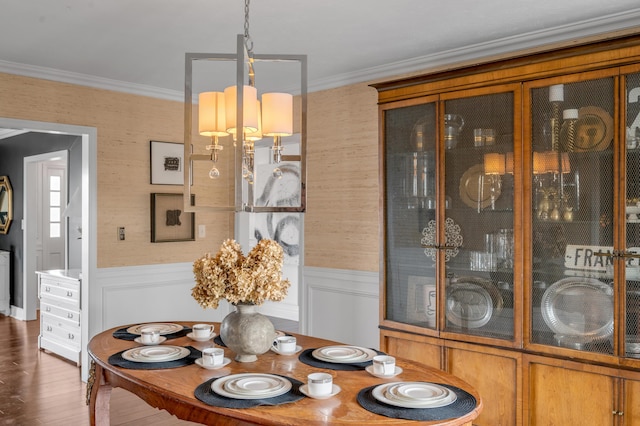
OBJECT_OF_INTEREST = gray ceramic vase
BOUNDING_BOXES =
[220,302,276,362]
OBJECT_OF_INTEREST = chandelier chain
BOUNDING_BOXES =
[244,0,253,53]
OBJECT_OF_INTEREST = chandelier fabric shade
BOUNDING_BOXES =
[224,85,259,134]
[198,91,228,139]
[262,93,293,136]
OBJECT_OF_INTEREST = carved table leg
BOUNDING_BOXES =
[87,360,113,426]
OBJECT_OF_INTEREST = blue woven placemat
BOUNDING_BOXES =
[194,375,304,408]
[357,383,477,421]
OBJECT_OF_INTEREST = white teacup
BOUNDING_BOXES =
[202,347,225,366]
[307,372,333,397]
[372,355,396,376]
[140,327,160,344]
[273,336,297,353]
[192,323,214,338]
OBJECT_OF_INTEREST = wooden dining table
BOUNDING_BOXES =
[87,322,482,425]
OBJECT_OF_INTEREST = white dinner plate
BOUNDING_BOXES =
[121,345,190,363]
[211,374,292,400]
[372,382,457,408]
[386,382,450,402]
[311,345,377,363]
[126,323,184,335]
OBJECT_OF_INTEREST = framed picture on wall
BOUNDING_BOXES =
[150,140,189,185]
[150,193,195,242]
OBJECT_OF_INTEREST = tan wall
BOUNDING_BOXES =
[0,72,381,272]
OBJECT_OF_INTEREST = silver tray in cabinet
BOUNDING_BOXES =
[541,277,613,339]
[446,277,502,328]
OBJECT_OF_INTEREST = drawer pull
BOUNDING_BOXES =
[45,287,51,292]
[46,326,52,332]
[67,313,74,319]
[68,333,75,340]
[66,291,73,297]
[46,307,51,312]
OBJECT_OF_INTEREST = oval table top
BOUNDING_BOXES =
[87,321,482,425]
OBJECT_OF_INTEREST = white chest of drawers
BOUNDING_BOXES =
[0,250,9,314]
[37,269,82,366]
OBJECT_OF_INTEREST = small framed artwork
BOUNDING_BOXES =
[150,140,186,185]
[150,193,195,242]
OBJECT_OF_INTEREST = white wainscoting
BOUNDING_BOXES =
[89,262,300,338]
[88,264,380,361]
[302,266,380,350]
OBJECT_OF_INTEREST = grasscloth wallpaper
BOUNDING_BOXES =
[0,72,380,272]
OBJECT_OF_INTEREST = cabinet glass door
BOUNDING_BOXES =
[383,101,438,329]
[442,91,515,341]
[529,77,615,354]
[624,71,640,359]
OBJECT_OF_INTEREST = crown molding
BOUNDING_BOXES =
[1,9,639,100]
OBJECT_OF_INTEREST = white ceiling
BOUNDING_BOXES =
[0,1,640,102]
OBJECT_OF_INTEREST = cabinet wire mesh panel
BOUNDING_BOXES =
[383,102,438,329]
[442,92,515,340]
[529,77,615,354]
[625,71,640,359]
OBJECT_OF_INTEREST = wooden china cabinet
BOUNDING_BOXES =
[374,34,640,426]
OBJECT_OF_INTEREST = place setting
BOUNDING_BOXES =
[299,344,383,371]
[112,322,191,341]
[108,344,201,370]
[194,373,304,408]
[357,381,478,422]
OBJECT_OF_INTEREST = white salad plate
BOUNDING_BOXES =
[195,357,231,370]
[126,323,184,335]
[211,373,292,400]
[270,345,302,356]
[299,384,341,399]
[372,382,457,409]
[134,336,167,346]
[187,332,216,342]
[311,345,377,363]
[122,345,190,363]
[365,365,403,378]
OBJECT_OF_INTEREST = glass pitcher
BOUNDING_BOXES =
[444,114,464,149]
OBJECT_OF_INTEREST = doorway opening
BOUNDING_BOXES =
[0,117,96,382]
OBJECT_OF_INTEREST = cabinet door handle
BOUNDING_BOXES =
[620,251,640,259]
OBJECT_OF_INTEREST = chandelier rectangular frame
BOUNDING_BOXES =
[183,34,307,213]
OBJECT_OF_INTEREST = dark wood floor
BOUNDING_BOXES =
[0,315,298,425]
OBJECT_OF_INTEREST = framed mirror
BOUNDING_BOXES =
[0,176,13,234]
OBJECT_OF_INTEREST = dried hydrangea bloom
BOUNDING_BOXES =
[192,238,291,308]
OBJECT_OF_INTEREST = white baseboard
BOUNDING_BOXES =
[10,305,26,321]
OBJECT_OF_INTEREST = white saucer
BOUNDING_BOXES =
[299,384,341,400]
[365,365,403,378]
[195,357,231,370]
[134,336,167,346]
[270,345,302,356]
[187,332,216,342]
